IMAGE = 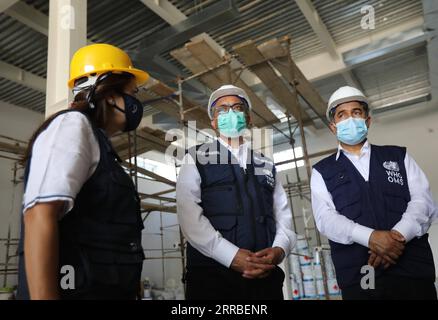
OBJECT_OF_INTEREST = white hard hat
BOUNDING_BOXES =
[207,84,252,119]
[327,86,369,121]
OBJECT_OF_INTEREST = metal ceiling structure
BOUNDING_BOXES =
[0,0,431,141]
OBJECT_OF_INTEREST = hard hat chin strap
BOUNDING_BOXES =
[110,103,126,114]
[85,72,113,109]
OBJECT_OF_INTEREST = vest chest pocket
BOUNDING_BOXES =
[383,193,408,213]
[207,215,237,244]
[201,185,242,216]
[333,193,362,220]
[200,164,235,186]
[326,172,362,220]
[325,170,351,193]
[77,246,143,293]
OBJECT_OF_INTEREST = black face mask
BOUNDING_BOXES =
[111,94,144,132]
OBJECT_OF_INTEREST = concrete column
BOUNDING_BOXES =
[45,0,87,117]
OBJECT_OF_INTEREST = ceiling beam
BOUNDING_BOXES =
[140,0,186,25]
[233,40,314,125]
[0,60,46,93]
[3,0,425,103]
[295,0,339,60]
[136,0,238,60]
[4,1,48,36]
[295,0,362,90]
[122,161,176,187]
[140,0,259,87]
[257,37,328,125]
[343,26,428,67]
[0,0,19,12]
[139,0,224,99]
[296,17,424,82]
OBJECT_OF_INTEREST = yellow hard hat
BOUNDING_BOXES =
[68,43,149,88]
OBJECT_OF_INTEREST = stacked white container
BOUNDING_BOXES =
[289,236,342,299]
[312,247,325,298]
[296,235,317,299]
[321,249,341,297]
[288,253,303,300]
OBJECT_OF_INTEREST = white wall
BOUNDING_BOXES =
[0,101,43,288]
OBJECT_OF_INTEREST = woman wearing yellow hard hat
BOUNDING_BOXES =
[17,44,149,300]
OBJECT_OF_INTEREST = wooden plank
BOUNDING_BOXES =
[138,192,176,203]
[233,40,314,126]
[152,188,176,196]
[138,81,211,129]
[186,40,279,126]
[171,46,225,92]
[171,39,280,127]
[112,134,156,158]
[257,37,327,123]
[122,161,176,187]
[0,141,25,155]
[111,126,176,160]
[257,37,289,59]
[137,128,171,153]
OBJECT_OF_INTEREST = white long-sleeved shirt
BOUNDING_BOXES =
[176,138,297,268]
[311,141,437,247]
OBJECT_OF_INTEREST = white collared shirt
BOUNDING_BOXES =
[310,140,437,247]
[176,138,297,268]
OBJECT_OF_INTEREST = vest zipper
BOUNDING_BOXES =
[243,167,257,251]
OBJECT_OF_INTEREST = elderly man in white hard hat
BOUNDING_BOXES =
[310,86,437,300]
[176,84,296,300]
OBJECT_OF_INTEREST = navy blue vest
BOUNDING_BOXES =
[314,144,435,288]
[17,110,144,299]
[186,140,277,267]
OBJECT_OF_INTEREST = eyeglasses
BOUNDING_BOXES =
[214,102,247,115]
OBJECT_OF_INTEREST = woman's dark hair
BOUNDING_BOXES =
[21,72,135,165]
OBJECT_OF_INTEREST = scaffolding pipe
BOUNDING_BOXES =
[176,79,187,298]
[0,134,27,144]
[286,174,297,233]
[285,41,329,300]
[0,154,21,162]
[275,148,337,167]
[159,203,165,288]
[134,132,139,191]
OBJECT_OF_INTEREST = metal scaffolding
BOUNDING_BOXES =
[0,137,24,288]
[168,35,340,300]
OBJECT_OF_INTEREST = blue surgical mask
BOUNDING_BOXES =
[217,110,247,138]
[336,117,368,145]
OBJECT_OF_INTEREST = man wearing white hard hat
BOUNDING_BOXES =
[176,85,296,299]
[310,86,437,300]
